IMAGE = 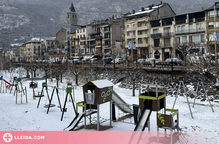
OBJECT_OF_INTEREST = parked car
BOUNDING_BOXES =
[137,58,146,64]
[104,58,113,64]
[145,58,160,64]
[90,58,98,64]
[73,59,81,64]
[164,58,182,66]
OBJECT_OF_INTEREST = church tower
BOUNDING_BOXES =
[67,2,77,27]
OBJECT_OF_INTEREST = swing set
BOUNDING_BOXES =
[36,82,77,121]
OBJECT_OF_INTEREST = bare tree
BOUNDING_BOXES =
[173,38,195,62]
[128,66,141,96]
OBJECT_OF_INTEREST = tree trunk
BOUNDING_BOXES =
[61,73,62,83]
[76,75,78,86]
[56,76,59,88]
[34,70,36,77]
[26,69,29,78]
[133,79,135,96]
[45,71,47,84]
[113,59,115,73]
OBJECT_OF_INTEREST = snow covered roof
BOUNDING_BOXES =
[83,78,114,88]
[44,37,56,41]
[10,43,21,47]
[127,4,164,17]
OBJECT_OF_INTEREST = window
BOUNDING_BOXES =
[146,38,148,44]
[138,23,142,27]
[145,30,148,34]
[133,24,135,28]
[189,36,193,43]
[145,23,148,26]
[133,31,135,36]
[194,35,200,44]
[209,10,215,18]
[181,26,185,33]
[80,29,82,33]
[138,38,143,44]
[177,26,181,34]
[201,35,205,42]
[83,29,85,32]
[153,29,159,34]
[208,22,219,28]
[127,25,129,28]
[138,31,142,35]
[48,42,50,44]
[154,39,160,47]
[164,28,171,36]
[176,37,180,43]
[196,24,200,32]
[77,30,79,33]
[127,32,130,36]
[189,24,193,32]
[182,36,187,43]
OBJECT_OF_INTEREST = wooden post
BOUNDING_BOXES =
[46,87,55,114]
[25,87,27,103]
[61,93,68,121]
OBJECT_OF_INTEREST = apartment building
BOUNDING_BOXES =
[174,11,206,58]
[75,26,87,56]
[205,2,219,53]
[124,2,176,61]
[25,39,43,62]
[150,17,175,60]
[150,10,206,61]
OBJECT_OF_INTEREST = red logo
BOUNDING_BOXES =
[3,133,13,143]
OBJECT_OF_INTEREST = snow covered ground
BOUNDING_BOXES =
[0,71,219,143]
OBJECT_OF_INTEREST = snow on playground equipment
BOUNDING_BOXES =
[9,77,27,104]
[0,76,6,93]
[37,82,63,115]
[129,83,181,144]
[65,78,114,131]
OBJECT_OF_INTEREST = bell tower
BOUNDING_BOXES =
[67,2,77,27]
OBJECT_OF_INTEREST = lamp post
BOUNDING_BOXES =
[214,3,217,61]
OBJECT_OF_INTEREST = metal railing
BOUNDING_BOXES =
[176,28,205,34]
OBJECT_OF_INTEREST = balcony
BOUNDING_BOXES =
[176,28,205,35]
[136,26,149,30]
[151,33,162,38]
[137,34,149,38]
[136,43,148,47]
[175,20,186,25]
[195,17,205,22]
[95,36,102,40]
[80,37,86,40]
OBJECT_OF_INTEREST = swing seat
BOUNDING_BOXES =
[35,95,44,97]
[44,104,56,108]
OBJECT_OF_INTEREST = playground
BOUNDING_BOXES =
[0,70,219,143]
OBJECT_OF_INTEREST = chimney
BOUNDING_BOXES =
[132,9,135,14]
[148,5,152,10]
[141,7,145,11]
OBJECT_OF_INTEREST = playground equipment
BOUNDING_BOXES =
[172,81,194,118]
[65,78,114,131]
[129,83,181,144]
[9,77,27,104]
[60,83,77,121]
[0,76,6,93]
[192,79,214,112]
[29,82,38,88]
[37,82,63,114]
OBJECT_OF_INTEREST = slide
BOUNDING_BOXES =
[112,90,133,114]
[134,109,152,131]
[3,79,14,86]
[64,110,97,131]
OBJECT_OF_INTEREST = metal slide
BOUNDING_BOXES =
[112,90,133,114]
[64,110,97,131]
[134,109,152,131]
